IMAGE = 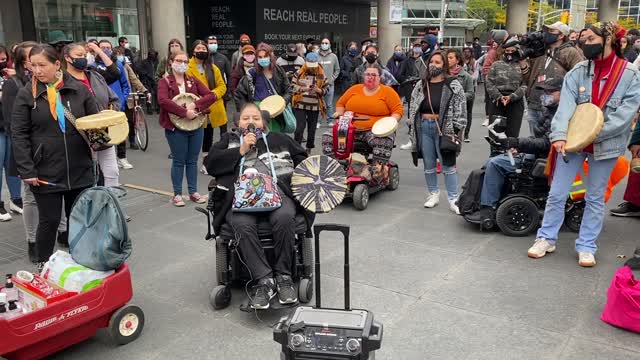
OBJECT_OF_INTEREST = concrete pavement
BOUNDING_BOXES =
[2,91,640,359]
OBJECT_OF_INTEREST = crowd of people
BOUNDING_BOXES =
[2,20,640,308]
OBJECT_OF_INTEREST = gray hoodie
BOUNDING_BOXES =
[318,50,340,85]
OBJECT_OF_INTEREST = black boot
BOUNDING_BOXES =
[28,242,37,264]
[57,231,69,247]
[465,206,496,223]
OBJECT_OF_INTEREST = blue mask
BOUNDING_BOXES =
[394,51,403,57]
[208,44,218,53]
[540,94,558,107]
[348,48,358,56]
[321,44,330,51]
[257,58,271,67]
[103,48,113,58]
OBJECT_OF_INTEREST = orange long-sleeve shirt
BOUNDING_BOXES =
[336,84,403,130]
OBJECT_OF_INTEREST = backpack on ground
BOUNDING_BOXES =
[457,168,485,215]
[69,186,131,271]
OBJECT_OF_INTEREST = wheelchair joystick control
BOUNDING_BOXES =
[346,338,360,352]
[291,334,304,347]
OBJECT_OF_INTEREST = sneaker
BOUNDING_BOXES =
[449,199,460,215]
[251,278,276,310]
[168,153,173,159]
[610,202,640,217]
[316,123,321,129]
[172,195,186,207]
[527,238,556,259]
[578,252,596,267]
[465,207,495,222]
[0,202,12,222]
[189,192,208,204]
[464,137,471,143]
[9,199,23,214]
[130,142,140,150]
[200,164,209,175]
[327,121,334,127]
[276,275,298,304]
[35,262,45,274]
[634,247,640,259]
[57,231,69,247]
[399,141,413,150]
[28,243,37,264]
[482,117,489,127]
[117,158,134,169]
[424,191,440,208]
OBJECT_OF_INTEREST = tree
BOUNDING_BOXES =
[467,0,503,36]
[527,0,559,31]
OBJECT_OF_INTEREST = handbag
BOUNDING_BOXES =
[426,82,461,153]
[265,73,297,134]
[232,133,283,212]
[600,266,640,333]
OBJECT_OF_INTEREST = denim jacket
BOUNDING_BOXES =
[550,59,640,160]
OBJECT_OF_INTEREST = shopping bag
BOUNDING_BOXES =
[600,266,640,333]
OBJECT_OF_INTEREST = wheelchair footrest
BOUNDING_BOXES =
[239,296,300,313]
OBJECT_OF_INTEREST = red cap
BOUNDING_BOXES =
[240,34,250,42]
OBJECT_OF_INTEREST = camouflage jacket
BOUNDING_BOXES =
[485,60,527,103]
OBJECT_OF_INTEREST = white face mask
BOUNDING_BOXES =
[123,43,130,49]
[172,62,187,74]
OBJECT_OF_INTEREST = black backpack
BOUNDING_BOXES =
[457,168,485,215]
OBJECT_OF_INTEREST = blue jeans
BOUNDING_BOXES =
[480,154,535,207]
[0,132,21,202]
[165,128,204,196]
[323,84,335,123]
[420,119,458,200]
[536,152,617,254]
[527,109,543,137]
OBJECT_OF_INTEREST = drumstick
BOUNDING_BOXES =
[36,179,60,187]
[561,150,569,163]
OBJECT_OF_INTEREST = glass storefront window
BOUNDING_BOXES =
[32,0,140,48]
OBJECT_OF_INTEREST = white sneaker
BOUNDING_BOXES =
[482,117,489,127]
[9,200,23,215]
[424,191,440,208]
[327,121,334,127]
[400,141,412,150]
[117,158,134,169]
[449,199,460,214]
[527,238,556,259]
[0,204,11,222]
[316,123,321,129]
[578,252,596,267]
[200,164,208,175]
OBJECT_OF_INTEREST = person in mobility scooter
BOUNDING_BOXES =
[465,77,564,235]
[205,103,310,310]
[321,64,403,210]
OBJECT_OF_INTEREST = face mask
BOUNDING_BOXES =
[348,48,358,56]
[634,43,640,50]
[320,44,330,51]
[117,55,125,63]
[540,94,558,107]
[195,51,208,60]
[364,76,377,89]
[543,32,559,45]
[124,43,130,49]
[172,62,187,74]
[102,48,113,57]
[208,44,218,53]
[257,57,271,67]
[394,51,403,58]
[244,54,255,63]
[241,126,264,138]
[428,64,444,78]
[365,53,377,64]
[0,61,7,71]
[148,53,157,61]
[583,43,604,60]
[302,48,307,55]
[413,47,423,55]
[70,57,88,70]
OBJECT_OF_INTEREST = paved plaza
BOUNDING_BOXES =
[2,92,640,359]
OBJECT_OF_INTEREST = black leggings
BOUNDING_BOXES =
[117,108,136,158]
[464,98,474,139]
[294,109,319,149]
[33,187,88,262]
[202,124,228,153]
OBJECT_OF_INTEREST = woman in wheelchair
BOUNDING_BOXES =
[465,77,562,222]
[205,103,308,309]
[321,63,403,177]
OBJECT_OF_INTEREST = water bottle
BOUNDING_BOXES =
[3,274,18,303]
[0,293,7,319]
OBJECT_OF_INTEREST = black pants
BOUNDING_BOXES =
[464,98,474,139]
[226,195,296,280]
[487,98,524,138]
[294,109,319,149]
[33,187,87,262]
[202,124,228,153]
[117,108,136,158]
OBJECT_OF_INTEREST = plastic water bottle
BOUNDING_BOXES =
[3,274,18,303]
[0,293,7,319]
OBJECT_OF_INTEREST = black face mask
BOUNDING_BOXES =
[0,61,6,71]
[583,43,604,60]
[70,57,88,70]
[543,32,560,45]
[195,51,208,60]
[365,53,377,64]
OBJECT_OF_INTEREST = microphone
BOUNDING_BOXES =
[247,123,256,151]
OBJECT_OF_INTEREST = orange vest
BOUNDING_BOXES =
[569,156,629,203]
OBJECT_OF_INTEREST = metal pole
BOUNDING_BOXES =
[439,0,449,44]
[537,0,545,31]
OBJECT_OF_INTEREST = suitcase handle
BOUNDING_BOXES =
[313,224,350,310]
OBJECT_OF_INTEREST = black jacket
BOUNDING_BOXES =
[2,75,29,177]
[91,61,121,85]
[136,58,158,92]
[211,52,232,99]
[339,55,357,86]
[205,130,307,233]
[517,105,554,157]
[234,66,292,111]
[11,72,99,193]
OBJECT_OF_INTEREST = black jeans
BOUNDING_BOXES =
[202,124,228,153]
[464,98,474,139]
[294,109,319,149]
[33,187,88,262]
[117,108,136,158]
[226,195,296,280]
[487,98,524,138]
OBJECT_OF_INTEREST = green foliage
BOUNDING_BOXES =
[467,0,502,36]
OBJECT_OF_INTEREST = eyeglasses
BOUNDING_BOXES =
[364,73,379,78]
[173,59,188,64]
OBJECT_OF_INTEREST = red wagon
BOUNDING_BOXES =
[0,263,144,360]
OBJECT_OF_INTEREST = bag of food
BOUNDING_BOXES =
[41,251,114,293]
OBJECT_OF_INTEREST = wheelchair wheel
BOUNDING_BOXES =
[353,184,369,210]
[386,166,399,191]
[496,197,539,237]
[298,278,313,303]
[215,237,228,285]
[210,285,231,310]
[564,201,584,233]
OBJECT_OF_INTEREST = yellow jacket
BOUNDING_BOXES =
[186,57,227,128]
